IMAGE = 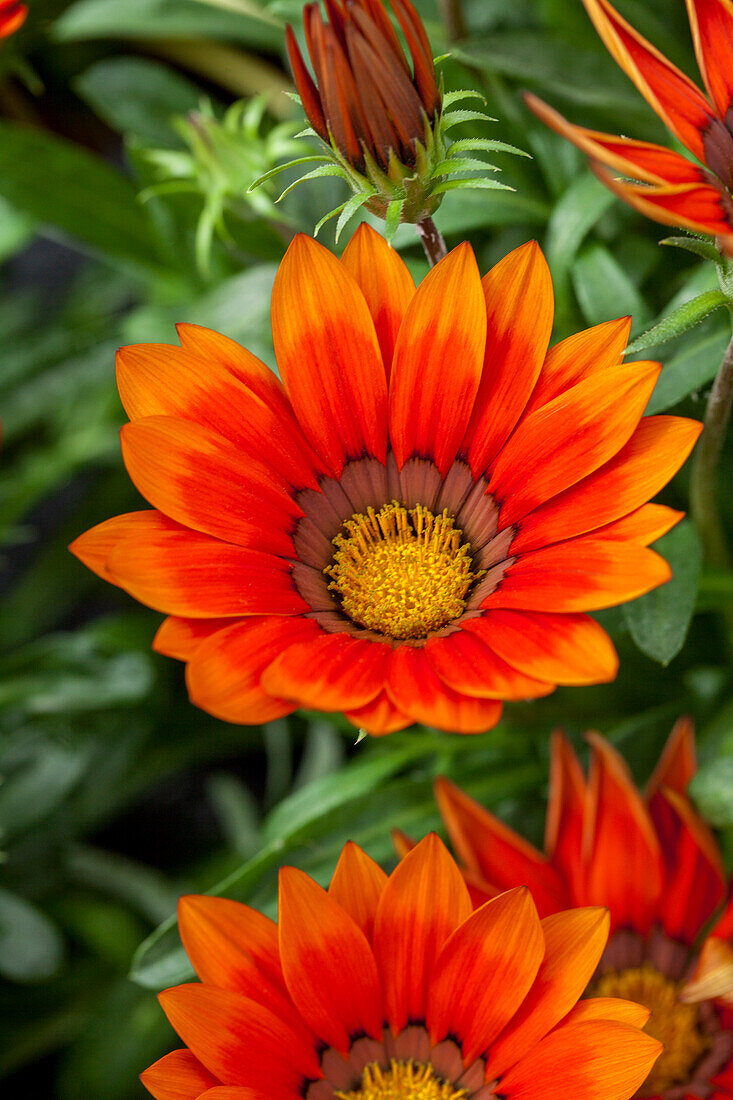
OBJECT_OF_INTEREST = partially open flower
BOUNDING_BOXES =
[141,834,662,1100]
[0,0,27,39]
[430,719,733,1098]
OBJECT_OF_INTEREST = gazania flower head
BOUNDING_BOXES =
[526,0,733,254]
[276,0,511,235]
[71,226,701,736]
[141,834,662,1100]
[0,0,27,38]
[431,719,733,1098]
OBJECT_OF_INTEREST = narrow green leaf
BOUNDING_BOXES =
[431,178,513,196]
[384,199,403,242]
[440,109,495,128]
[441,89,487,108]
[334,192,372,242]
[447,137,530,157]
[623,521,702,665]
[0,889,64,983]
[661,235,723,264]
[431,156,499,176]
[646,326,731,413]
[247,155,330,192]
[275,164,348,202]
[625,291,730,354]
[546,173,615,281]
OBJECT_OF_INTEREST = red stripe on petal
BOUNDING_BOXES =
[261,632,389,711]
[344,691,414,735]
[425,629,555,700]
[386,645,503,733]
[686,0,733,119]
[389,243,486,475]
[545,731,587,899]
[591,164,733,239]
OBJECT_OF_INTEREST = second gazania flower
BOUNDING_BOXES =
[72,225,701,735]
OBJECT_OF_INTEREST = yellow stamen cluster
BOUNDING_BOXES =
[336,1060,467,1100]
[594,964,710,1093]
[326,502,480,641]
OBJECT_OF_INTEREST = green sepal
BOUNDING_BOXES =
[275,164,349,203]
[247,155,331,193]
[447,137,530,158]
[431,156,499,177]
[384,199,403,242]
[431,177,514,196]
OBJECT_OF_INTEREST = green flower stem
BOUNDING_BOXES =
[416,215,448,267]
[437,0,468,41]
[690,325,733,568]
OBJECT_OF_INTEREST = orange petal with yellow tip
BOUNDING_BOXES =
[646,715,697,799]
[583,734,665,934]
[271,234,387,476]
[498,1019,662,1100]
[485,537,671,614]
[685,0,733,119]
[389,243,485,476]
[278,866,383,1052]
[525,93,707,186]
[526,316,631,415]
[490,360,660,528]
[434,777,570,916]
[185,617,317,725]
[153,616,234,661]
[116,343,322,490]
[140,1048,218,1100]
[468,611,618,687]
[580,0,715,160]
[560,997,651,1028]
[511,415,702,555]
[425,628,555,701]
[385,646,503,734]
[157,984,321,1091]
[464,241,554,476]
[373,834,472,1034]
[328,841,387,943]
[69,510,155,584]
[343,691,413,735]
[340,223,415,378]
[428,887,544,1063]
[485,907,610,1078]
[261,632,389,711]
[680,934,733,1004]
[545,731,586,897]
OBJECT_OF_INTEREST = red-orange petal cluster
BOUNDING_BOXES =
[285,0,439,171]
[526,0,733,252]
[142,835,661,1100]
[71,226,700,736]
[433,720,733,1098]
[0,0,27,38]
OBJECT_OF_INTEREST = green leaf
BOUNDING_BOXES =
[545,173,615,282]
[0,122,164,276]
[447,136,530,158]
[625,291,730,354]
[441,89,487,108]
[689,755,733,826]
[384,199,403,242]
[623,521,702,665]
[661,235,723,264]
[646,326,731,413]
[0,889,65,983]
[431,156,499,176]
[334,192,373,242]
[430,177,513,197]
[571,243,652,331]
[440,109,495,129]
[276,164,348,202]
[0,194,33,261]
[247,155,331,192]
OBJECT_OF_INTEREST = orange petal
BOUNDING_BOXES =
[428,888,544,1062]
[544,731,587,899]
[686,0,733,118]
[595,503,684,544]
[120,416,302,556]
[526,316,631,415]
[485,907,610,1078]
[385,646,503,734]
[581,0,715,160]
[712,896,733,940]
[490,361,661,528]
[389,243,485,476]
[343,691,413,735]
[69,510,154,584]
[328,841,388,943]
[591,164,733,239]
[278,866,382,1052]
[464,241,554,476]
[157,984,320,1091]
[425,628,555,701]
[261,632,389,711]
[373,834,472,1033]
[465,612,618,687]
[433,777,570,916]
[498,1019,662,1100]
[0,3,27,38]
[646,715,697,798]
[116,342,322,490]
[680,934,733,1004]
[141,1049,218,1100]
[560,997,651,1028]
[153,617,233,661]
[271,234,388,476]
[583,734,665,935]
[186,617,318,724]
[511,415,702,554]
[340,223,415,378]
[525,93,707,185]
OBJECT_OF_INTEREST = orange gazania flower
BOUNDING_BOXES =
[70,226,701,736]
[432,720,733,1099]
[141,834,662,1100]
[526,0,733,253]
[0,0,27,38]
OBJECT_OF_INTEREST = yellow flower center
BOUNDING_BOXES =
[594,964,711,1093]
[325,502,480,641]
[336,1060,467,1100]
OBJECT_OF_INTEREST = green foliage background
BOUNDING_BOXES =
[1,0,733,1094]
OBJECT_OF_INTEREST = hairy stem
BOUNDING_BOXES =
[690,326,733,568]
[416,216,448,267]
